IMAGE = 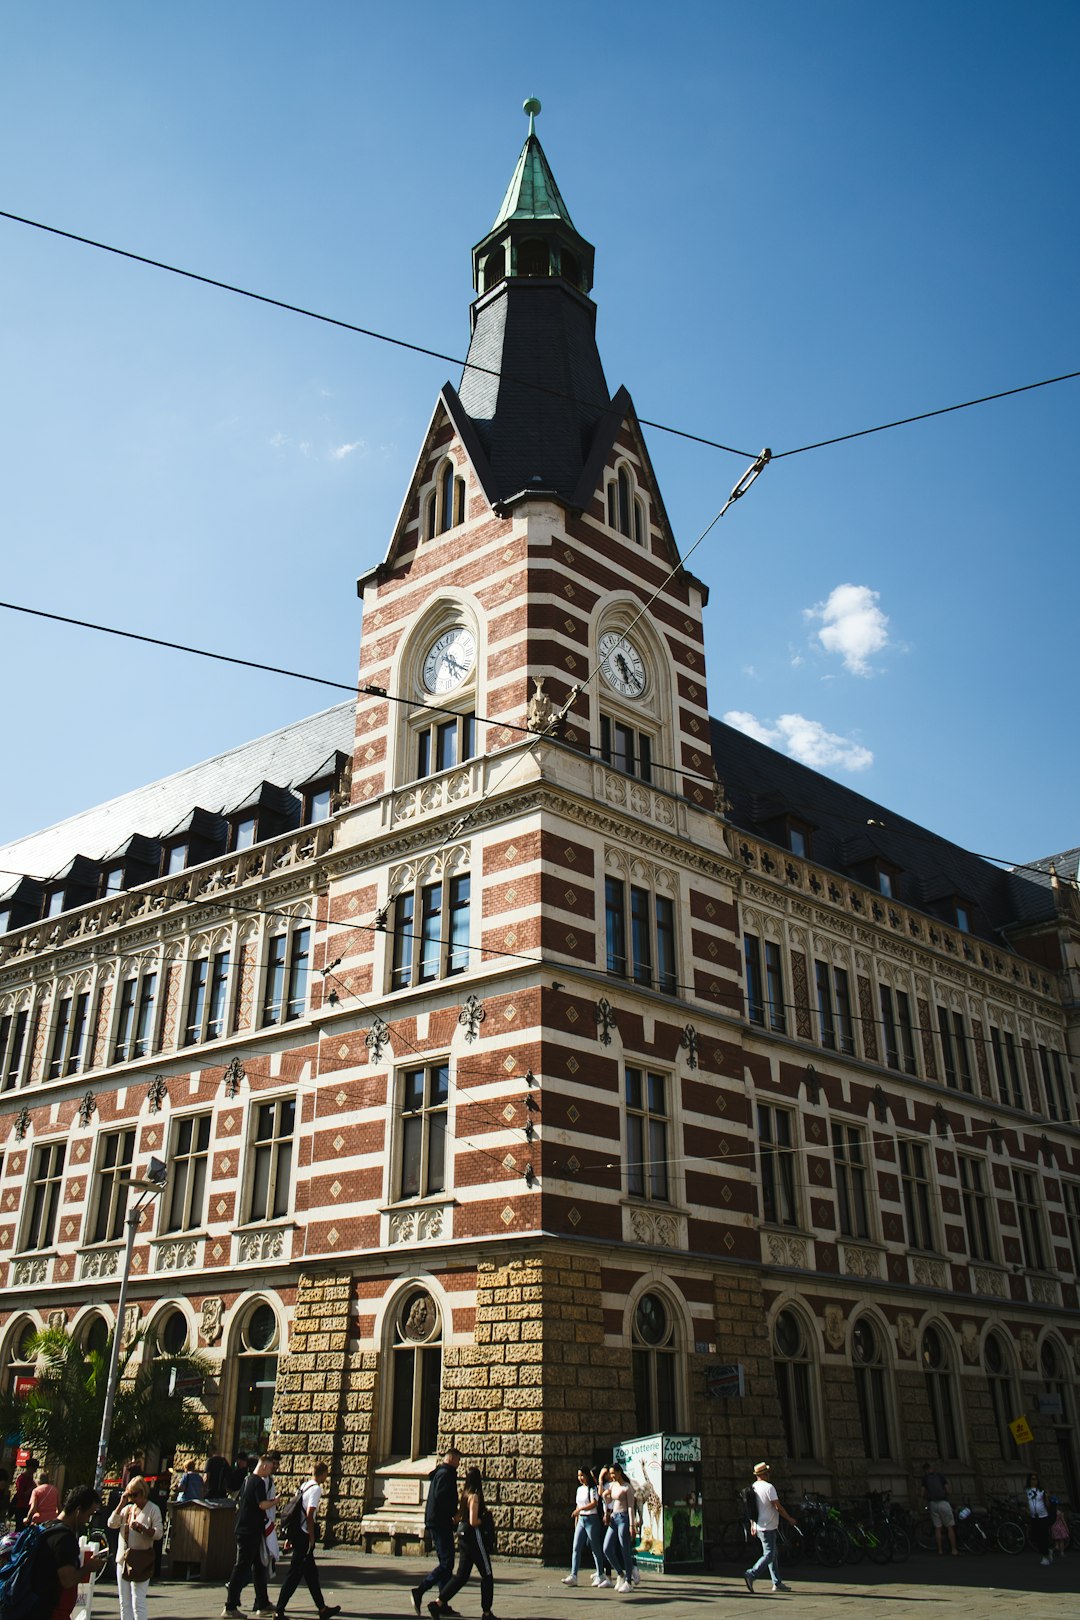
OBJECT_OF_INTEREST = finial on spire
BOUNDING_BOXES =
[523,96,541,136]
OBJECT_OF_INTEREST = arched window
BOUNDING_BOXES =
[388,1288,442,1461]
[3,1321,39,1401]
[80,1314,109,1359]
[517,238,548,277]
[425,460,465,539]
[157,1309,188,1357]
[606,466,647,546]
[1040,1338,1080,1506]
[984,1332,1018,1462]
[482,247,505,290]
[852,1317,892,1459]
[922,1325,959,1460]
[632,1292,679,1433]
[560,248,581,288]
[773,1309,816,1460]
[232,1301,280,1457]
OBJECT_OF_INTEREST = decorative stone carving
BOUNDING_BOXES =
[680,1025,698,1070]
[223,1056,245,1099]
[147,1074,168,1113]
[200,1297,223,1344]
[458,994,485,1043]
[236,1228,286,1263]
[802,1064,820,1104]
[389,1211,416,1244]
[765,1232,810,1269]
[365,1017,391,1063]
[156,1238,198,1272]
[14,1107,30,1141]
[629,1208,681,1248]
[872,1083,888,1123]
[1030,1276,1059,1306]
[824,1304,846,1351]
[710,767,732,817]
[404,1293,435,1340]
[78,1091,97,1126]
[841,1244,882,1279]
[80,1248,120,1280]
[48,1309,66,1331]
[972,1266,1007,1298]
[121,1305,141,1348]
[525,676,557,733]
[912,1256,948,1289]
[896,1313,916,1358]
[960,1322,980,1364]
[1018,1329,1037,1370]
[595,997,617,1046]
[12,1257,47,1286]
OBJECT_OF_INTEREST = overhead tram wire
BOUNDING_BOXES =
[0,207,754,461]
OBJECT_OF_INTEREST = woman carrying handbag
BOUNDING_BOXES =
[107,1474,163,1620]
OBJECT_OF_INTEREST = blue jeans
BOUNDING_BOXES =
[747,1527,781,1586]
[605,1511,634,1580]
[571,1514,605,1578]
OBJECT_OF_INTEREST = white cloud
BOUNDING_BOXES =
[723,709,874,772]
[329,440,364,461]
[805,583,890,676]
[268,431,287,449]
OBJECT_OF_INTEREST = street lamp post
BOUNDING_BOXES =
[93,1156,169,1493]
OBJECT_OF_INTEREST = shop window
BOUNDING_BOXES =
[388,1289,443,1461]
[631,1293,679,1434]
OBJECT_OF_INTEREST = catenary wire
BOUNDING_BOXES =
[0,207,754,459]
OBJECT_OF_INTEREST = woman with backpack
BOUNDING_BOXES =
[426,1466,496,1620]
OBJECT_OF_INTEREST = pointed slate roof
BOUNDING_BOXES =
[491,133,577,230]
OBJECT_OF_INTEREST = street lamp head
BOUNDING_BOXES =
[124,1156,169,1193]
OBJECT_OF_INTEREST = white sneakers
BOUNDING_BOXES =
[563,1575,578,1585]
[614,1579,631,1593]
[595,1577,613,1588]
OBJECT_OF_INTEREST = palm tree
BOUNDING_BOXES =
[0,1324,213,1487]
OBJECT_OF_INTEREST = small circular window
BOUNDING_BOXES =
[242,1303,278,1353]
[774,1309,804,1360]
[158,1310,188,1356]
[634,1294,670,1347]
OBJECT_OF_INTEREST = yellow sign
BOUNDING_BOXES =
[1009,1415,1034,1445]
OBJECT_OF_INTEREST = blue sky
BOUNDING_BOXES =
[1,0,1077,872]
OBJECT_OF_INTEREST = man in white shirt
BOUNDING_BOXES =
[274,1463,340,1620]
[743,1462,796,1594]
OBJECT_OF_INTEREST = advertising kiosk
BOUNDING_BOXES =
[613,1433,704,1573]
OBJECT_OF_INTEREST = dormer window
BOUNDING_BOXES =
[606,465,646,544]
[425,459,465,539]
[307,785,332,823]
[878,869,893,898]
[44,889,67,919]
[955,903,971,934]
[164,842,189,876]
[101,865,126,899]
[231,815,258,851]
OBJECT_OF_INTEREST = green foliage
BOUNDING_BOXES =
[0,1325,213,1487]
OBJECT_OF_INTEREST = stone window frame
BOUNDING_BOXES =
[85,1124,137,1247]
[110,949,164,1065]
[423,455,466,541]
[921,1318,964,1463]
[604,458,649,547]
[393,593,483,791]
[386,847,472,995]
[981,1326,1020,1463]
[770,1298,822,1463]
[622,1060,677,1206]
[257,908,312,1030]
[382,1283,445,1465]
[389,1057,451,1204]
[623,1278,689,1437]
[45,973,93,1081]
[159,1109,214,1235]
[20,1137,66,1253]
[239,1093,297,1227]
[602,847,680,997]
[0,998,32,1091]
[850,1309,896,1462]
[180,924,236,1048]
[593,598,672,789]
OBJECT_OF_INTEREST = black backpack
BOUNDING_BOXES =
[740,1485,758,1523]
[280,1488,306,1546]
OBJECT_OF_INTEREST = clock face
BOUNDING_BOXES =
[422,627,477,694]
[598,631,647,698]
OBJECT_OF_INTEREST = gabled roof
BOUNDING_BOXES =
[491,132,577,230]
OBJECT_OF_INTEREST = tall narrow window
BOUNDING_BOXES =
[23,1141,65,1250]
[880,984,918,1073]
[1,1010,29,1090]
[48,991,90,1079]
[898,1139,936,1251]
[389,1289,442,1461]
[773,1310,816,1461]
[261,928,310,1026]
[852,1317,892,1459]
[816,961,855,1055]
[185,950,231,1045]
[1013,1168,1047,1270]
[1038,1045,1070,1122]
[984,1334,1019,1462]
[958,1155,994,1262]
[1064,1181,1080,1275]
[164,1114,212,1232]
[606,878,676,993]
[631,1293,678,1433]
[416,713,476,778]
[599,717,653,782]
[398,1064,449,1199]
[89,1128,136,1244]
[745,936,786,1032]
[744,934,764,1025]
[392,876,470,989]
[832,1122,872,1239]
[114,970,158,1062]
[922,1326,959,1460]
[758,1103,798,1227]
[245,1097,295,1222]
[938,1007,973,1091]
[990,1026,1025,1109]
[625,1067,669,1201]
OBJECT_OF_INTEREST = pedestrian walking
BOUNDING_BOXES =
[26,1484,106,1620]
[1025,1471,1053,1566]
[274,1460,341,1619]
[602,1463,638,1592]
[742,1462,796,1594]
[107,1473,163,1620]
[563,1467,608,1587]
[28,1468,60,1524]
[919,1461,958,1557]
[411,1446,461,1616]
[12,1456,37,1529]
[427,1466,496,1620]
[222,1452,277,1619]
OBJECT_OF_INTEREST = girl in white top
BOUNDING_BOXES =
[107,1474,163,1620]
[1026,1471,1052,1565]
[563,1468,609,1587]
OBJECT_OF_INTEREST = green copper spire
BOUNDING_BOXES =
[490,97,577,231]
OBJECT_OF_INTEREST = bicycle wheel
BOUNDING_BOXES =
[888,1525,911,1562]
[718,1520,748,1563]
[814,1523,849,1568]
[844,1525,865,1564]
[958,1516,988,1556]
[864,1526,892,1565]
[914,1514,937,1553]
[995,1519,1026,1556]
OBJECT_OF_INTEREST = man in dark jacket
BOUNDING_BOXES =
[411,1448,461,1617]
[223,1453,276,1618]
